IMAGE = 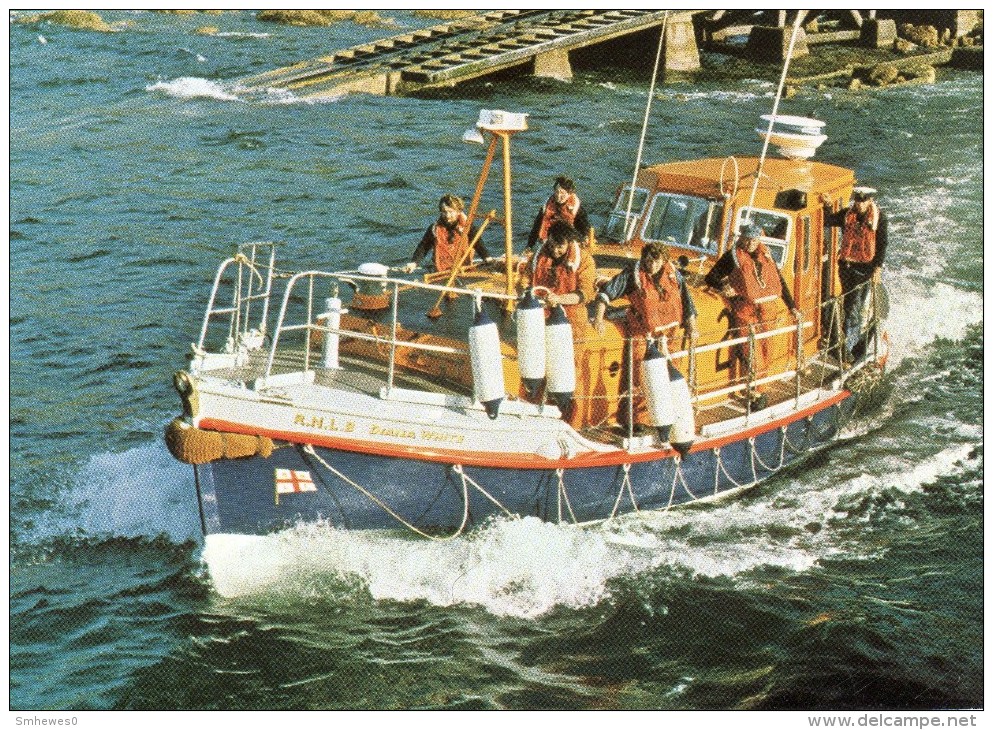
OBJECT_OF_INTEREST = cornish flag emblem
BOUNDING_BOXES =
[274,468,317,495]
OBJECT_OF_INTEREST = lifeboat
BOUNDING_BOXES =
[166,109,888,548]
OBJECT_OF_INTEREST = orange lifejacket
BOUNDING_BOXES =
[531,240,584,323]
[432,212,468,271]
[626,261,684,336]
[728,243,783,304]
[839,202,880,264]
[537,193,581,241]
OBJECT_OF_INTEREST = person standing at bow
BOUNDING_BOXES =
[705,223,798,411]
[823,186,888,363]
[526,176,591,252]
[402,194,490,273]
[593,241,698,432]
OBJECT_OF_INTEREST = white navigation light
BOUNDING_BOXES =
[756,114,827,160]
[477,109,529,132]
[357,262,389,277]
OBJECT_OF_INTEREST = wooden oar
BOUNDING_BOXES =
[426,210,496,319]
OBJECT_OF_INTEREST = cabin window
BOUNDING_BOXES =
[603,186,650,242]
[735,207,791,265]
[641,193,723,253]
[802,215,812,271]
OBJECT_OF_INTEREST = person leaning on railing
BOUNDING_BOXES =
[821,186,888,363]
[520,220,597,428]
[524,220,597,330]
[401,194,490,273]
[704,223,799,411]
[593,240,698,433]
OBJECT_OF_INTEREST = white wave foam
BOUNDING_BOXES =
[215,32,270,38]
[594,80,765,104]
[32,444,202,544]
[202,442,979,618]
[204,518,626,618]
[883,277,981,367]
[252,87,344,106]
[146,76,240,101]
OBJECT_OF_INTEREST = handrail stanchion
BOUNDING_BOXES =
[688,332,697,402]
[795,309,804,406]
[387,281,401,395]
[745,324,756,419]
[243,249,255,334]
[871,279,880,361]
[304,274,314,373]
[257,243,276,337]
[197,256,238,351]
[626,335,635,445]
[833,296,844,369]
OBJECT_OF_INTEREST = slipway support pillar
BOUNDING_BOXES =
[663,16,701,72]
[533,48,572,81]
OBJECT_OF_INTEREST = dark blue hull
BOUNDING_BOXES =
[193,394,856,537]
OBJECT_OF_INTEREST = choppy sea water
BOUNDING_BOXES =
[9,10,983,711]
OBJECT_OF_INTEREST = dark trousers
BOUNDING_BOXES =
[838,261,874,361]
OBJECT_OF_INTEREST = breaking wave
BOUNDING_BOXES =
[146,76,240,101]
[202,443,978,618]
[30,444,202,546]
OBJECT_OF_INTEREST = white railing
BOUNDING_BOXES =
[263,269,516,390]
[193,246,884,435]
[196,242,276,354]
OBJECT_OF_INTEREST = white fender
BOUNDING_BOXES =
[321,295,345,370]
[516,289,546,396]
[469,306,504,419]
[667,362,695,456]
[641,339,674,440]
[544,305,575,418]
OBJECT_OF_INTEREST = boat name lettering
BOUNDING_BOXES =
[420,429,465,444]
[293,413,356,433]
[370,423,417,440]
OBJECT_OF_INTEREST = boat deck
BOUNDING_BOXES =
[198,343,848,449]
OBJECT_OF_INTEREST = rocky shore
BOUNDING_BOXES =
[786,17,985,89]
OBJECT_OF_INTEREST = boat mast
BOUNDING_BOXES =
[623,11,668,248]
[745,11,806,217]
[460,110,528,312]
[499,129,515,307]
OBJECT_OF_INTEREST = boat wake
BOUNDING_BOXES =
[876,274,980,369]
[202,442,978,618]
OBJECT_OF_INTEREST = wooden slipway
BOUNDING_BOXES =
[236,9,702,98]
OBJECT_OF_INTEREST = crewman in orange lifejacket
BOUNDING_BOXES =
[594,241,698,432]
[402,194,490,273]
[823,186,888,362]
[526,176,591,252]
[520,221,597,427]
[705,223,798,411]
